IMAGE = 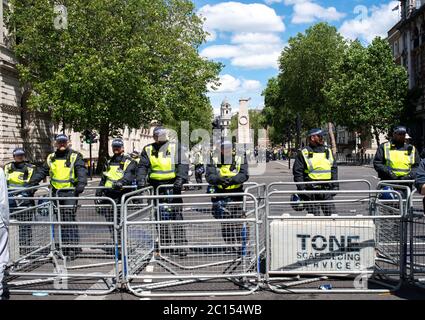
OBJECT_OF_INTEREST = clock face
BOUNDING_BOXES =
[239,116,248,125]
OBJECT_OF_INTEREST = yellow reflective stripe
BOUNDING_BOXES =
[302,149,315,172]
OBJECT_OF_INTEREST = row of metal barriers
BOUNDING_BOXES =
[4,179,425,297]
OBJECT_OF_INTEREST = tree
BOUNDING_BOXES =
[6,0,221,169]
[277,22,346,153]
[261,77,296,146]
[324,38,409,146]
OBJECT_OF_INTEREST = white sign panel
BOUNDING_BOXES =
[270,219,376,272]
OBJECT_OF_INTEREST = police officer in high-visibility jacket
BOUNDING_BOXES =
[137,127,189,257]
[206,141,249,253]
[374,126,419,184]
[96,139,136,243]
[5,148,35,191]
[4,148,35,253]
[293,129,338,216]
[28,134,87,258]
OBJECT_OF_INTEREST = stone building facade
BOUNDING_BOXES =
[0,0,53,165]
[388,0,425,151]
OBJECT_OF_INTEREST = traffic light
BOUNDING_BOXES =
[82,129,98,144]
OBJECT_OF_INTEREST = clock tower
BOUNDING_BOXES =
[237,98,251,145]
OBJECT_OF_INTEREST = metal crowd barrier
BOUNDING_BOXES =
[405,189,425,289]
[6,184,121,295]
[265,189,405,293]
[6,179,425,297]
[267,180,372,194]
[121,185,264,297]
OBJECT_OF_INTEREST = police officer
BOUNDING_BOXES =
[28,134,87,258]
[137,127,189,257]
[4,148,36,253]
[4,148,35,192]
[293,129,338,216]
[374,126,419,185]
[96,139,136,244]
[205,141,249,253]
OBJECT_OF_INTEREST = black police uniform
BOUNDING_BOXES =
[293,144,338,216]
[373,140,420,181]
[136,141,189,254]
[29,148,87,255]
[5,161,35,250]
[205,154,249,250]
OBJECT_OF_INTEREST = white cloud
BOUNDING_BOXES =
[291,1,346,24]
[339,1,399,44]
[201,33,286,69]
[209,74,241,93]
[242,79,262,91]
[198,2,285,39]
[231,32,282,44]
[209,74,262,93]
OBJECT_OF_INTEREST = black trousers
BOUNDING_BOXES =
[9,197,34,250]
[54,190,80,248]
[211,188,245,246]
[301,193,336,216]
[150,180,187,247]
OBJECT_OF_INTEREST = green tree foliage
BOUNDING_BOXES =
[324,38,408,144]
[262,23,346,151]
[261,77,295,145]
[6,0,221,165]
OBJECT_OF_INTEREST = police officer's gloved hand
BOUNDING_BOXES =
[95,189,103,197]
[112,181,123,190]
[75,184,85,194]
[222,177,232,188]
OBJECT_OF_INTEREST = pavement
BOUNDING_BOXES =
[6,161,425,300]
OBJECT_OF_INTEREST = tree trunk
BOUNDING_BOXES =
[295,113,301,150]
[97,123,110,174]
[327,122,337,155]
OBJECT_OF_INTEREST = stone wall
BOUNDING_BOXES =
[0,44,53,166]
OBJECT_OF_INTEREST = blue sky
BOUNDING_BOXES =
[193,0,401,114]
